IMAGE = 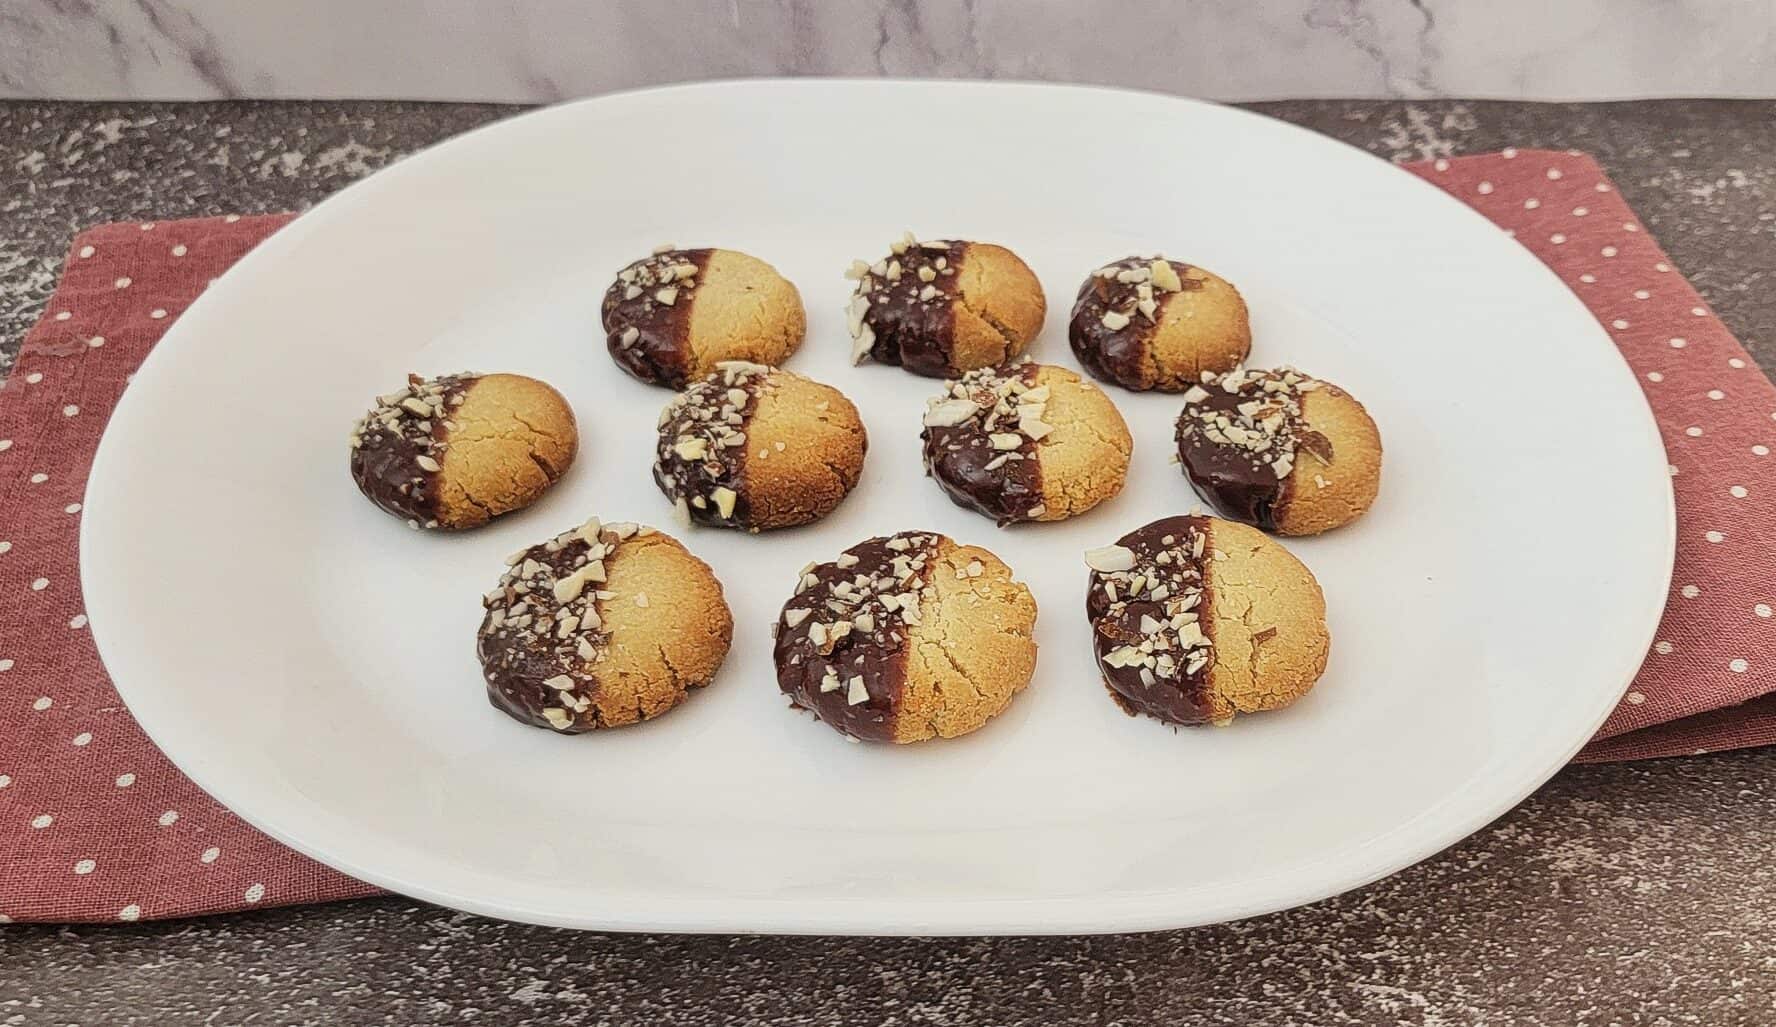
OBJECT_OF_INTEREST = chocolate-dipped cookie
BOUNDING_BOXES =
[1069,255,1250,392]
[921,361,1132,526]
[654,361,867,532]
[477,518,733,732]
[603,246,805,389]
[1174,366,1382,535]
[845,233,1046,377]
[774,531,1037,743]
[1084,515,1328,727]
[348,371,577,531]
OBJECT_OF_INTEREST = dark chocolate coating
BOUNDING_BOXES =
[347,373,473,528]
[920,363,1044,526]
[1085,515,1218,726]
[602,248,712,389]
[773,533,939,741]
[1174,373,1327,532]
[652,369,762,530]
[1175,394,1288,531]
[1068,257,1201,391]
[861,241,966,377]
[476,535,606,734]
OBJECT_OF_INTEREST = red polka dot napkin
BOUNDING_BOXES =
[2,152,1773,924]
[0,216,381,924]
[1406,151,1775,762]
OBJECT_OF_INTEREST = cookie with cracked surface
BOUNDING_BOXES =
[654,362,868,531]
[1069,255,1251,392]
[774,531,1038,743]
[921,361,1132,526]
[844,232,1046,377]
[477,518,734,733]
[1175,366,1381,535]
[349,371,577,531]
[603,246,806,389]
[1084,515,1328,727]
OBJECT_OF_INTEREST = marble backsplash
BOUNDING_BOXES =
[1,0,1772,102]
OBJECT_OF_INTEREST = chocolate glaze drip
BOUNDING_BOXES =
[920,363,1045,526]
[603,248,713,389]
[477,520,643,734]
[348,372,474,529]
[773,532,941,742]
[652,363,765,529]
[1068,256,1201,390]
[1174,369,1321,532]
[854,240,967,377]
[1085,515,1218,726]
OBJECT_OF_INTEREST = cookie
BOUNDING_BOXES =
[477,517,734,733]
[1174,366,1382,535]
[349,371,577,531]
[845,233,1046,378]
[774,531,1038,743]
[1069,256,1251,392]
[1084,515,1328,727]
[654,361,868,532]
[921,361,1132,526]
[603,246,806,389]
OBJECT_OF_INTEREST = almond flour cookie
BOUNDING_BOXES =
[603,246,806,389]
[1084,515,1328,727]
[654,362,868,532]
[774,531,1038,743]
[477,518,734,733]
[1069,256,1251,392]
[921,361,1132,526]
[1174,366,1382,535]
[349,372,577,531]
[845,232,1046,377]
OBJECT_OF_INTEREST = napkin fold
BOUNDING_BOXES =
[2,152,1772,924]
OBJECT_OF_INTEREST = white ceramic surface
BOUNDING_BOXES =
[82,81,1673,935]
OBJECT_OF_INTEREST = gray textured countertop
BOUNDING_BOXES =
[3,98,1775,1026]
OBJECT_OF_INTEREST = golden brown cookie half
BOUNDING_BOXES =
[348,371,577,531]
[1174,366,1382,535]
[774,531,1038,743]
[921,361,1132,526]
[603,246,806,389]
[477,518,734,733]
[1084,515,1328,727]
[1069,256,1251,392]
[653,362,868,532]
[845,233,1046,377]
